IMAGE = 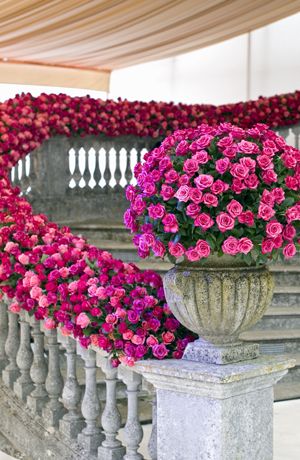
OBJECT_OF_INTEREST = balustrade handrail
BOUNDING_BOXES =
[0,297,157,460]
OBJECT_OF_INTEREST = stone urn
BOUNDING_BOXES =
[163,255,274,364]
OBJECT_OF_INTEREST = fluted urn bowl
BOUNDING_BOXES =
[163,255,274,347]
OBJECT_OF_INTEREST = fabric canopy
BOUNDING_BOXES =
[0,0,299,91]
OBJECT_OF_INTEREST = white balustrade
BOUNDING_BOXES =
[2,311,20,388]
[78,346,104,456]
[14,311,34,401]
[0,299,8,372]
[97,354,125,460]
[59,336,84,439]
[118,366,144,460]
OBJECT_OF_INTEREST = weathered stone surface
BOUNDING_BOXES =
[163,257,274,363]
[183,338,259,364]
[135,356,295,460]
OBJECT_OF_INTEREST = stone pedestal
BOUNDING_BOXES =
[135,355,294,460]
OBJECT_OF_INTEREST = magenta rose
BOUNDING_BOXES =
[202,193,218,207]
[283,243,296,259]
[148,203,165,219]
[265,221,283,238]
[261,238,275,254]
[186,203,201,218]
[216,212,235,232]
[196,240,211,258]
[194,174,214,190]
[258,203,275,221]
[183,159,199,175]
[168,242,185,258]
[238,237,253,254]
[162,214,179,233]
[189,188,203,203]
[194,213,214,230]
[226,199,243,218]
[161,185,175,201]
[215,157,230,174]
[174,185,190,202]
[152,343,168,359]
[222,236,239,255]
[185,247,201,261]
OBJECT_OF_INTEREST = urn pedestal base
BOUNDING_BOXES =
[183,338,259,364]
[135,355,295,460]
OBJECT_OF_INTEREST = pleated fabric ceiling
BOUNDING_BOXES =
[0,0,299,91]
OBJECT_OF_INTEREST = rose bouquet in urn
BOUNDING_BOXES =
[124,123,300,362]
[124,123,299,265]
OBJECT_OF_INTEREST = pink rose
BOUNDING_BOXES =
[123,330,134,340]
[283,243,296,259]
[231,178,245,194]
[162,214,178,233]
[44,318,56,330]
[265,221,283,238]
[261,169,277,184]
[146,335,159,347]
[183,159,199,175]
[286,205,300,223]
[222,236,239,255]
[152,343,169,359]
[211,179,229,195]
[185,247,201,261]
[30,286,43,300]
[237,140,259,154]
[192,150,209,164]
[194,174,214,190]
[261,238,275,254]
[258,203,275,221]
[257,155,273,170]
[132,335,145,345]
[202,193,218,207]
[226,199,243,218]
[215,157,230,174]
[186,203,200,218]
[9,302,21,314]
[174,185,190,202]
[191,134,213,149]
[216,213,235,232]
[244,174,259,189]
[76,312,90,328]
[168,242,185,258]
[165,169,179,183]
[148,203,165,219]
[162,331,175,344]
[194,213,214,230]
[18,254,29,265]
[189,188,202,203]
[282,225,296,241]
[238,237,253,254]
[230,163,249,179]
[261,190,275,207]
[161,185,175,201]
[272,188,285,204]
[152,240,166,258]
[196,240,211,258]
[238,211,255,227]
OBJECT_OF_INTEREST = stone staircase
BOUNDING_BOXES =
[69,221,300,402]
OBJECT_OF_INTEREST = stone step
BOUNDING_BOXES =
[274,382,300,401]
[67,222,133,243]
[241,329,300,352]
[254,307,300,330]
[271,286,300,308]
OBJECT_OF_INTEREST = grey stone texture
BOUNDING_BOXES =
[135,355,295,460]
[163,257,274,354]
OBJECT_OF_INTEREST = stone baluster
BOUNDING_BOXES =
[14,311,34,401]
[278,126,290,141]
[104,147,112,190]
[27,317,48,414]
[291,124,300,149]
[72,146,82,188]
[124,148,133,186]
[59,336,84,439]
[142,380,157,460]
[83,147,92,188]
[78,346,103,456]
[118,366,144,460]
[97,355,125,460]
[2,311,20,388]
[114,148,122,191]
[94,146,102,188]
[20,156,30,193]
[13,160,22,189]
[0,299,8,372]
[42,328,65,427]
[148,394,157,460]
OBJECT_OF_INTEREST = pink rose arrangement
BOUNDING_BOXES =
[125,123,300,265]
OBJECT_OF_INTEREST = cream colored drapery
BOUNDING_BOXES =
[0,0,299,91]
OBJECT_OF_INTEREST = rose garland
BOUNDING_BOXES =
[125,123,300,264]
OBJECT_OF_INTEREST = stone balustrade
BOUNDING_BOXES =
[0,298,157,460]
[10,123,300,224]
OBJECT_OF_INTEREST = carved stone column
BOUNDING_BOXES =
[59,336,84,439]
[42,328,65,427]
[2,311,20,388]
[78,347,104,456]
[0,299,8,372]
[97,355,125,460]
[14,311,34,401]
[118,366,143,460]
